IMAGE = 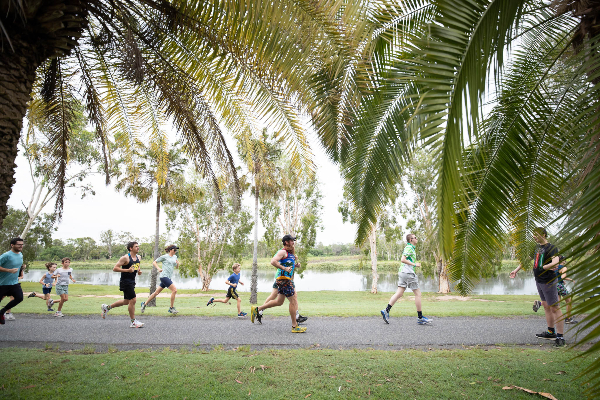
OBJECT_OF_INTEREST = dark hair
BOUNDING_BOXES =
[61,257,71,263]
[10,237,23,246]
[282,234,296,244]
[165,244,178,252]
[127,241,138,251]
[534,227,548,238]
[45,262,57,270]
[406,233,415,243]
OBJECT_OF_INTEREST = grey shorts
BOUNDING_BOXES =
[56,285,69,295]
[536,280,559,306]
[398,272,419,290]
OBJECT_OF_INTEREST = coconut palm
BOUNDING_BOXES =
[0,0,375,227]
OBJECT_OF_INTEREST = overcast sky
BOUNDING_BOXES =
[7,134,358,246]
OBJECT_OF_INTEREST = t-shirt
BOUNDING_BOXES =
[155,254,178,279]
[120,254,140,285]
[556,264,565,285]
[533,242,559,284]
[0,250,23,286]
[227,272,240,288]
[55,268,73,286]
[43,272,54,287]
[400,243,417,274]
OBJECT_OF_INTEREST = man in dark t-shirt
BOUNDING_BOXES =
[510,227,565,347]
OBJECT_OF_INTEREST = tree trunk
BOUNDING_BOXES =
[250,187,259,304]
[147,192,160,306]
[369,223,378,294]
[438,259,451,293]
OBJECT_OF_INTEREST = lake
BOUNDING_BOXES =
[22,269,547,295]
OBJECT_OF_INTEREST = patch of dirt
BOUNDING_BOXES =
[436,295,505,303]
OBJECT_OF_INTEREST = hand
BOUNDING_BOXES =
[128,266,135,273]
[234,283,237,288]
[509,270,518,279]
[415,262,421,268]
[8,268,18,273]
[158,269,163,273]
[137,270,142,275]
[72,279,76,283]
[45,283,49,288]
[240,282,244,286]
[284,267,292,273]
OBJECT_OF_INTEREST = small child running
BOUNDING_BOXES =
[2,265,25,321]
[206,263,247,317]
[54,258,76,317]
[556,257,577,324]
[28,262,58,311]
[381,233,432,325]
[141,245,180,314]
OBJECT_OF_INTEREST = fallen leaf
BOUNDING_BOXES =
[235,380,243,384]
[488,377,492,381]
[556,371,567,375]
[502,385,558,400]
[151,396,159,399]
[248,391,251,396]
[338,386,341,392]
[145,373,150,376]
[305,395,311,398]
[21,385,36,389]
[346,380,352,383]
[329,376,336,378]
[101,363,105,366]
[62,359,70,363]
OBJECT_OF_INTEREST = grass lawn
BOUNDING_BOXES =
[0,347,591,399]
[4,282,547,317]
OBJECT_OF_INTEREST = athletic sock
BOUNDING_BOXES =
[385,304,392,313]
[548,327,556,334]
[107,305,112,310]
[417,311,423,319]
[557,333,564,338]
[131,319,135,323]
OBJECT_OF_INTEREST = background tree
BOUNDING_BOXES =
[100,229,116,259]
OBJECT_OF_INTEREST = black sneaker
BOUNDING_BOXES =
[28,292,37,298]
[536,331,557,340]
[0,313,4,325]
[256,310,262,324]
[297,315,308,324]
[554,338,566,347]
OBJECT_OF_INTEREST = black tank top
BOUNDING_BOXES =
[120,253,140,284]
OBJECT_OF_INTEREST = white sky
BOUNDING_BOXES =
[7,133,358,246]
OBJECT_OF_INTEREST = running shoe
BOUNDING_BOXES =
[291,325,307,333]
[251,306,257,323]
[533,300,542,312]
[238,312,247,318]
[130,319,144,328]
[256,310,263,324]
[47,308,54,312]
[54,311,64,317]
[536,331,557,340]
[207,297,214,306]
[565,317,578,324]
[417,316,432,325]
[101,304,109,319]
[0,313,4,324]
[297,315,308,324]
[554,338,566,347]
[49,299,55,307]
[5,312,14,321]
[140,301,146,314]
[381,310,389,324]
[168,307,178,314]
[28,292,36,298]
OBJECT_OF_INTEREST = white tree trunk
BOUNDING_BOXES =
[148,193,161,306]
[369,224,378,294]
[250,188,259,304]
[438,259,451,293]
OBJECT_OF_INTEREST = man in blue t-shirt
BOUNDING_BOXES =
[0,238,25,324]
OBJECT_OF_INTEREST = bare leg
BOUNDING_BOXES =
[288,294,298,326]
[57,294,68,311]
[259,294,285,311]
[33,293,46,300]
[262,288,278,306]
[127,297,137,319]
[552,305,564,334]
[236,297,242,314]
[542,301,555,329]
[169,284,177,308]
[565,296,572,319]
[213,297,231,304]
[388,286,406,307]
[146,287,164,304]
[109,299,129,308]
[413,289,422,312]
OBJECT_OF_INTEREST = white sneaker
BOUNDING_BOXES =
[5,312,15,321]
[101,304,109,319]
[130,319,144,328]
[54,311,64,317]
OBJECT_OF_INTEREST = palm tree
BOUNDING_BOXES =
[0,0,371,227]
[115,141,197,306]
[237,129,281,304]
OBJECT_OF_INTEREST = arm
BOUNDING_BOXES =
[113,256,134,273]
[39,276,46,285]
[564,277,574,282]
[152,260,162,272]
[0,265,18,273]
[271,250,292,272]
[543,256,560,271]
[70,273,76,283]
[509,264,522,278]
[239,280,244,286]
[176,259,180,268]
[401,255,421,268]
[225,280,236,287]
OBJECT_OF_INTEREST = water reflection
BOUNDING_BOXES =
[21,269,542,295]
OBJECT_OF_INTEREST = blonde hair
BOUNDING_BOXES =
[232,263,241,270]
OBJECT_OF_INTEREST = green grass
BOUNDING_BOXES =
[0,347,592,399]
[6,282,549,317]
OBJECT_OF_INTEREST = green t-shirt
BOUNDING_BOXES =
[400,243,417,274]
[155,254,178,279]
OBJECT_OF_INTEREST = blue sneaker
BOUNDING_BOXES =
[207,297,214,307]
[417,316,432,325]
[381,310,389,324]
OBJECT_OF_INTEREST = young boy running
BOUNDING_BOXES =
[28,262,58,311]
[101,241,144,328]
[207,263,247,317]
[381,233,432,325]
[556,257,576,324]
[250,235,306,333]
[0,238,25,324]
[510,227,564,347]
[141,245,180,314]
[54,258,76,317]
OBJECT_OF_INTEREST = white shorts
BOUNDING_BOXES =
[398,271,419,290]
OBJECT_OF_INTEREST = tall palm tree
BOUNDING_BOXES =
[0,0,371,227]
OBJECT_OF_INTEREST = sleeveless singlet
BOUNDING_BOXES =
[275,249,295,281]
[120,253,140,285]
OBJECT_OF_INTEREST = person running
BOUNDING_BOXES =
[2,264,25,321]
[261,269,308,324]
[0,238,25,324]
[28,262,58,311]
[101,241,144,328]
[510,227,565,347]
[207,263,247,317]
[53,258,76,317]
[141,245,180,314]
[381,233,432,325]
[250,235,306,333]
[556,257,576,324]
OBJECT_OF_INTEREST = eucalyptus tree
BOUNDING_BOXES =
[0,0,374,229]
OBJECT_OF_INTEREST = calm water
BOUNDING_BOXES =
[22,269,545,295]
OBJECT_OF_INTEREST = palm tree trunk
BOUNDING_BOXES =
[369,224,378,294]
[251,187,259,304]
[438,258,451,293]
[147,192,161,306]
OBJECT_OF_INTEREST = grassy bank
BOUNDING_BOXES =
[0,347,591,399]
[3,282,549,317]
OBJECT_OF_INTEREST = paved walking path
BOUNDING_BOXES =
[0,314,593,352]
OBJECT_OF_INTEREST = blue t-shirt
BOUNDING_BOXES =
[0,250,23,286]
[227,272,240,288]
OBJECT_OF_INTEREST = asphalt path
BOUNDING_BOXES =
[0,313,593,352]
